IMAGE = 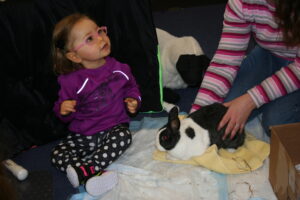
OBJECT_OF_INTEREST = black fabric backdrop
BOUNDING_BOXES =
[0,0,162,160]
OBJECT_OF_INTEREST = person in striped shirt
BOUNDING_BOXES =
[191,0,300,139]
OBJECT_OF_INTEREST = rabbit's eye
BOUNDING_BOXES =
[162,136,168,140]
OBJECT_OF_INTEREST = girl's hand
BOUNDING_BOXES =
[60,100,77,115]
[218,93,256,140]
[124,98,138,114]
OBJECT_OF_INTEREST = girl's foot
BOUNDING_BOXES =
[66,165,118,196]
[85,171,118,196]
[66,165,102,187]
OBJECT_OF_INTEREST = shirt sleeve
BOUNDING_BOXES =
[191,0,251,113]
[53,76,77,123]
[122,64,142,108]
[247,48,300,107]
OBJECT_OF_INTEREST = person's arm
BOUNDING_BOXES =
[219,51,300,139]
[53,76,77,123]
[191,0,251,113]
[247,50,300,108]
[122,64,142,111]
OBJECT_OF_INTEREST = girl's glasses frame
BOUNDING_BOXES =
[73,26,107,52]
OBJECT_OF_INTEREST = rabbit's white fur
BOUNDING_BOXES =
[156,118,210,160]
[156,104,245,161]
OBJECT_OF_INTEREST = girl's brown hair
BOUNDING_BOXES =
[52,13,88,75]
[273,0,300,46]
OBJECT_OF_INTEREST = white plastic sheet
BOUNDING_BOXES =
[226,116,277,200]
[70,116,276,200]
[101,117,227,200]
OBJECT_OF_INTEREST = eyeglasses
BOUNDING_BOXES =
[73,26,107,52]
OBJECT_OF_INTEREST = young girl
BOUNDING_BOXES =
[50,13,141,196]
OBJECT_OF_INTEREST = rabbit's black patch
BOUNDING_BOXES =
[185,127,195,139]
[156,103,245,160]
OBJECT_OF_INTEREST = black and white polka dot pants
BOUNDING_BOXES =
[51,124,131,173]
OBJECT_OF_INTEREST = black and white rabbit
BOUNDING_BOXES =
[156,103,245,160]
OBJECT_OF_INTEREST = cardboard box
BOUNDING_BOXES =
[269,123,300,200]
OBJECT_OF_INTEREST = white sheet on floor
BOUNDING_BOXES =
[227,159,276,200]
[227,116,277,200]
[70,117,276,200]
[102,117,227,200]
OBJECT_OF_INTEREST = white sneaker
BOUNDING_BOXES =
[85,171,118,196]
[66,166,80,188]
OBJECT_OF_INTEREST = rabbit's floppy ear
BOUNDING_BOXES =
[168,106,180,131]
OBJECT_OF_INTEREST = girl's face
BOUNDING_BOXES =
[67,18,111,69]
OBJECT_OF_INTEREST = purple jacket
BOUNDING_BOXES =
[53,57,141,135]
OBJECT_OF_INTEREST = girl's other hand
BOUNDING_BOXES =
[60,100,77,115]
[218,93,256,140]
[124,98,138,114]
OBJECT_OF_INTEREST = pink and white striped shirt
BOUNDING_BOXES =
[191,0,300,112]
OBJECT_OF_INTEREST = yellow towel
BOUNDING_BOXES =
[153,133,270,174]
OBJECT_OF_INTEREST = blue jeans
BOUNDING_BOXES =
[224,46,300,135]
